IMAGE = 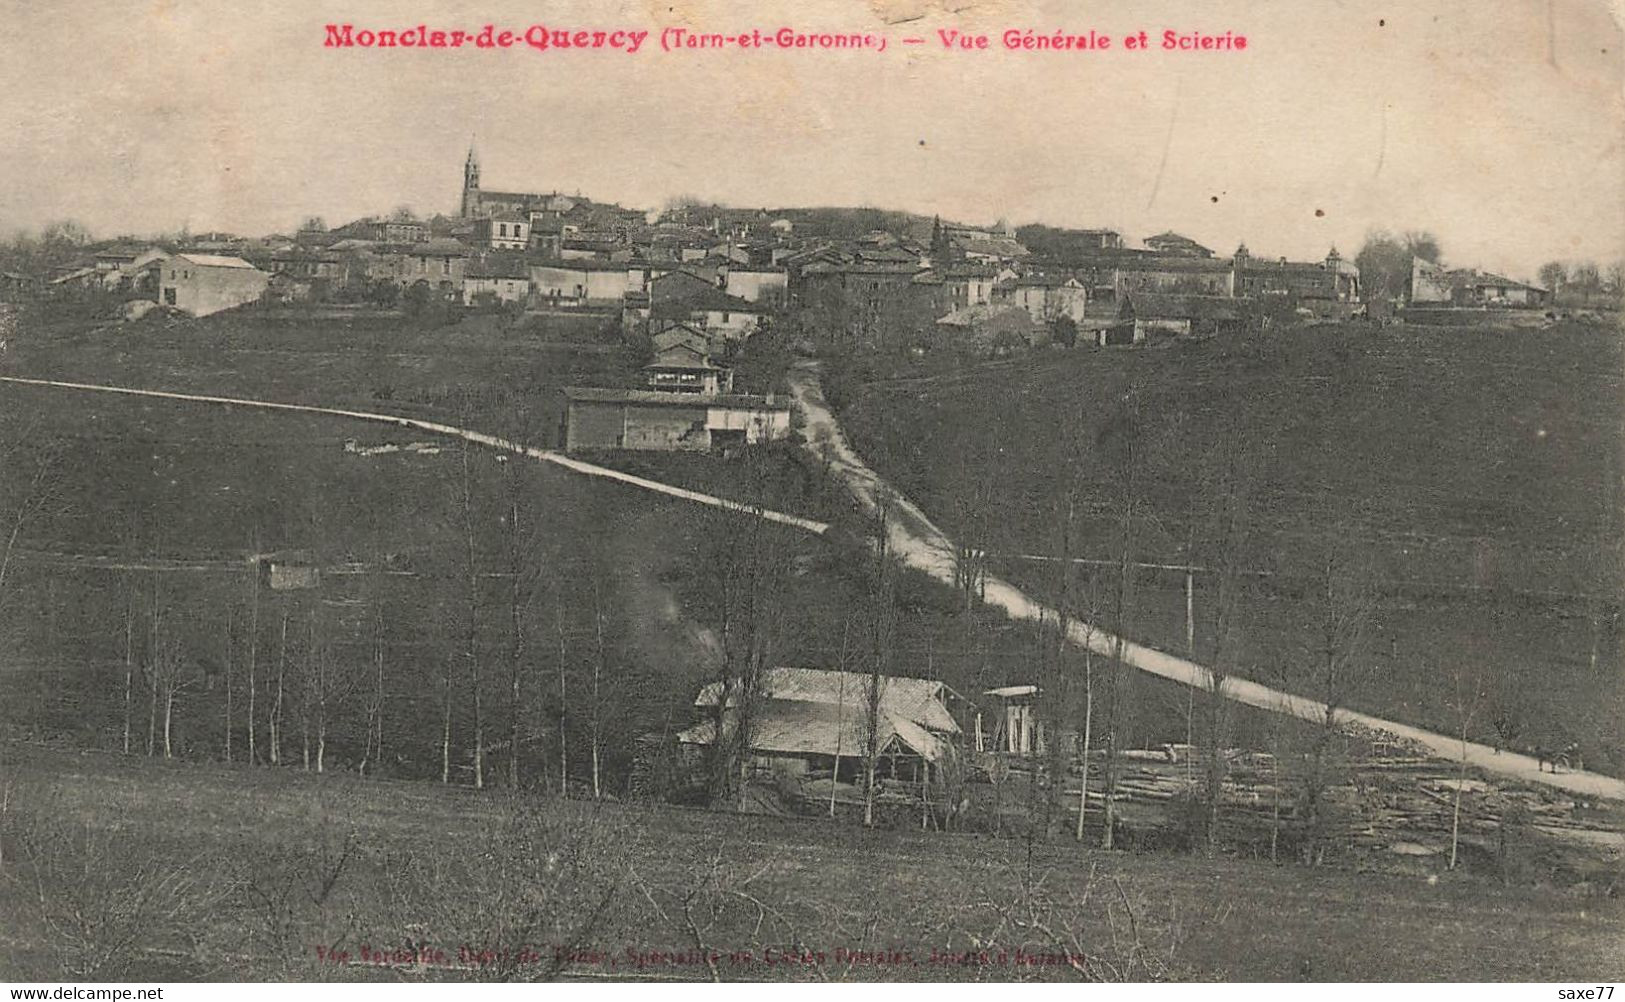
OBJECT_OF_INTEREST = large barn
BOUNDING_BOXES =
[562,387,789,452]
[677,668,974,783]
[156,254,269,317]
[563,340,790,452]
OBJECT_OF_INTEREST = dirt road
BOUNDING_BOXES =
[9,368,1620,801]
[0,374,831,535]
[787,360,1625,803]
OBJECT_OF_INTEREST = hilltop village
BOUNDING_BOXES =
[3,148,1493,454]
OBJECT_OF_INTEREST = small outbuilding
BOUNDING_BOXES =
[1111,292,1256,343]
[975,685,1047,756]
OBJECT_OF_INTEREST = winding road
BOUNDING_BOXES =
[5,367,1621,802]
[785,360,1625,804]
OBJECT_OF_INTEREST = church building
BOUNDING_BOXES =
[458,146,576,222]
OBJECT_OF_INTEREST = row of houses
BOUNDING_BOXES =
[784,234,1082,319]
[20,238,1348,342]
[930,291,1262,354]
[257,239,790,309]
[23,145,1369,331]
[32,236,796,324]
[42,248,278,318]
[998,243,1359,309]
[1409,256,1550,307]
[775,224,1364,348]
[19,146,1431,341]
[32,145,1557,329]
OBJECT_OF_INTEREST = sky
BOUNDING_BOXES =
[0,0,1621,280]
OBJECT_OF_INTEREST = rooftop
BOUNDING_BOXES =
[466,259,530,280]
[531,258,642,272]
[676,702,946,762]
[1122,292,1254,320]
[693,667,962,733]
[172,253,260,270]
[563,387,788,409]
[1006,273,1081,288]
[643,356,724,372]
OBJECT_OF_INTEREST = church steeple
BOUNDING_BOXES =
[460,142,481,219]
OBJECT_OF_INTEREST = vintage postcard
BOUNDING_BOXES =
[0,0,1621,989]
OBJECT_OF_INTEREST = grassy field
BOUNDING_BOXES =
[0,306,717,788]
[836,322,1625,774]
[2,742,1621,982]
[0,312,1052,795]
[2,306,636,438]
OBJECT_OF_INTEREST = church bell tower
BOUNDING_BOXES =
[460,144,481,219]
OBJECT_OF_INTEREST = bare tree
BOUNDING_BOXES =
[1094,389,1148,851]
[1262,693,1289,863]
[300,611,314,771]
[148,612,191,760]
[1444,653,1487,871]
[1033,495,1079,842]
[0,432,66,624]
[121,574,137,755]
[553,583,570,794]
[496,413,550,790]
[440,642,455,785]
[270,606,290,766]
[246,536,262,765]
[505,467,531,789]
[947,861,1191,982]
[828,618,856,817]
[454,437,488,788]
[1537,261,1567,297]
[1289,526,1378,864]
[39,219,93,250]
[1190,424,1257,855]
[1571,261,1602,303]
[1583,434,1621,679]
[351,473,400,781]
[304,603,355,775]
[6,789,237,980]
[861,493,899,827]
[699,445,797,810]
[222,603,235,762]
[356,552,388,778]
[143,576,162,757]
[589,575,609,800]
[1074,574,1103,843]
[949,425,999,613]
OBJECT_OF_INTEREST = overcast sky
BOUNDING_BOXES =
[1,0,1620,279]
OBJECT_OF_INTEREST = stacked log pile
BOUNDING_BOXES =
[1032,741,1623,871]
[775,734,1619,881]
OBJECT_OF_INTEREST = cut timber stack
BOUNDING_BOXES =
[1031,742,1621,871]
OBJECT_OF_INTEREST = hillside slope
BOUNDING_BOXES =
[839,323,1625,772]
[3,743,1621,982]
